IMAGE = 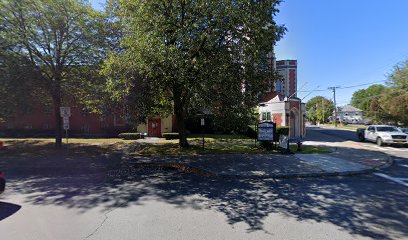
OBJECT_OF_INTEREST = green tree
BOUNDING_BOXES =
[380,61,408,125]
[351,84,386,112]
[305,96,334,124]
[103,0,285,147]
[0,0,106,147]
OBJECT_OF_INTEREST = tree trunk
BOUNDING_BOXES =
[52,84,63,148]
[173,85,189,148]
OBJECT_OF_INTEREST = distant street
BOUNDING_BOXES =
[1,127,407,240]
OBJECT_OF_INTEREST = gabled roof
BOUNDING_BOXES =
[338,105,363,112]
[261,91,285,103]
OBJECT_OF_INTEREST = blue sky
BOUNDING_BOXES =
[90,0,408,106]
[274,0,408,105]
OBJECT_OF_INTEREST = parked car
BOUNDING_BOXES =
[399,128,408,134]
[0,171,5,194]
[356,125,408,146]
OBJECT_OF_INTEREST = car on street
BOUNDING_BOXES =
[399,128,408,134]
[357,125,408,146]
[0,171,5,194]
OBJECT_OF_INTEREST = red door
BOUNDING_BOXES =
[148,118,161,137]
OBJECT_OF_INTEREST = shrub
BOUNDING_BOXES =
[245,125,257,139]
[163,133,179,140]
[276,126,289,137]
[118,133,143,140]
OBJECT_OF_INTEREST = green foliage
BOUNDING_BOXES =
[163,133,180,140]
[350,60,408,125]
[118,133,143,140]
[351,84,385,113]
[379,61,408,125]
[0,0,106,146]
[305,96,334,123]
[276,126,289,136]
[103,0,286,147]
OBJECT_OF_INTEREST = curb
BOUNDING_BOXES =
[128,155,394,180]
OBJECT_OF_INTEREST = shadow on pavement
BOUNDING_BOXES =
[1,136,407,239]
[0,202,21,221]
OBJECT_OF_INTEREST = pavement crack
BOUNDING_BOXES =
[84,206,122,239]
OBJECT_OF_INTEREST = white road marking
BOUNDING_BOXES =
[369,145,408,152]
[373,173,408,187]
[401,164,408,168]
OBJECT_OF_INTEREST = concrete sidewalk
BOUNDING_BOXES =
[128,145,392,179]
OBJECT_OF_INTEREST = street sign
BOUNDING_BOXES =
[63,117,69,130]
[257,122,275,141]
[60,107,71,117]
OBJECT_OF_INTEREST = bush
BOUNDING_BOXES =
[118,133,143,140]
[163,133,179,140]
[245,125,257,139]
[276,126,289,137]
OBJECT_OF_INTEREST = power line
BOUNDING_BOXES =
[298,80,386,93]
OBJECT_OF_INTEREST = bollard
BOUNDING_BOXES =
[296,139,302,151]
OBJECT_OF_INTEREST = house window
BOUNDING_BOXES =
[262,112,271,121]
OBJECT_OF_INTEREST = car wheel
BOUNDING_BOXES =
[377,137,383,146]
[358,133,365,142]
[0,179,5,193]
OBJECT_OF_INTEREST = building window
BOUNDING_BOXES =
[44,105,52,115]
[43,124,49,130]
[262,112,271,121]
[81,125,90,133]
[24,124,33,129]
[7,122,14,129]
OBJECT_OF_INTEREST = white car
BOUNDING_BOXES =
[362,125,408,146]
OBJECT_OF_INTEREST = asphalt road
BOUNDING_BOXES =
[0,129,407,240]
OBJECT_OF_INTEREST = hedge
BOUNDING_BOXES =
[276,126,289,137]
[163,133,179,140]
[118,133,143,140]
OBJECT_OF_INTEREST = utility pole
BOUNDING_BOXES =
[322,98,324,124]
[328,87,340,127]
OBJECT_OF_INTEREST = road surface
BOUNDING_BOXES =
[1,129,407,240]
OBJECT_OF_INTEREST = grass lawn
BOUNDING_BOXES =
[0,138,134,157]
[0,135,331,156]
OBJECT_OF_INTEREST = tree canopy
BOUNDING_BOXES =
[305,96,334,124]
[0,0,106,147]
[103,0,286,146]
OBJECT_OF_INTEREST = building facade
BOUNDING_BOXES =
[259,58,305,139]
[275,60,298,98]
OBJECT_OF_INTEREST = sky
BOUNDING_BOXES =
[274,0,408,105]
[89,0,408,106]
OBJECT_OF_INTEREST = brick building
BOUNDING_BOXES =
[259,59,305,139]
[0,103,129,137]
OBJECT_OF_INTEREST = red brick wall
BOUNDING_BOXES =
[272,113,283,126]
[0,104,128,137]
[289,69,296,97]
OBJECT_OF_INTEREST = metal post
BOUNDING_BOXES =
[65,129,68,144]
[322,98,324,124]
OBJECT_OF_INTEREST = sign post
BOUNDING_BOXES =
[257,121,276,151]
[201,118,205,150]
[60,107,71,144]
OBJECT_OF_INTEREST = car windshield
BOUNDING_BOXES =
[401,128,408,133]
[377,127,401,132]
